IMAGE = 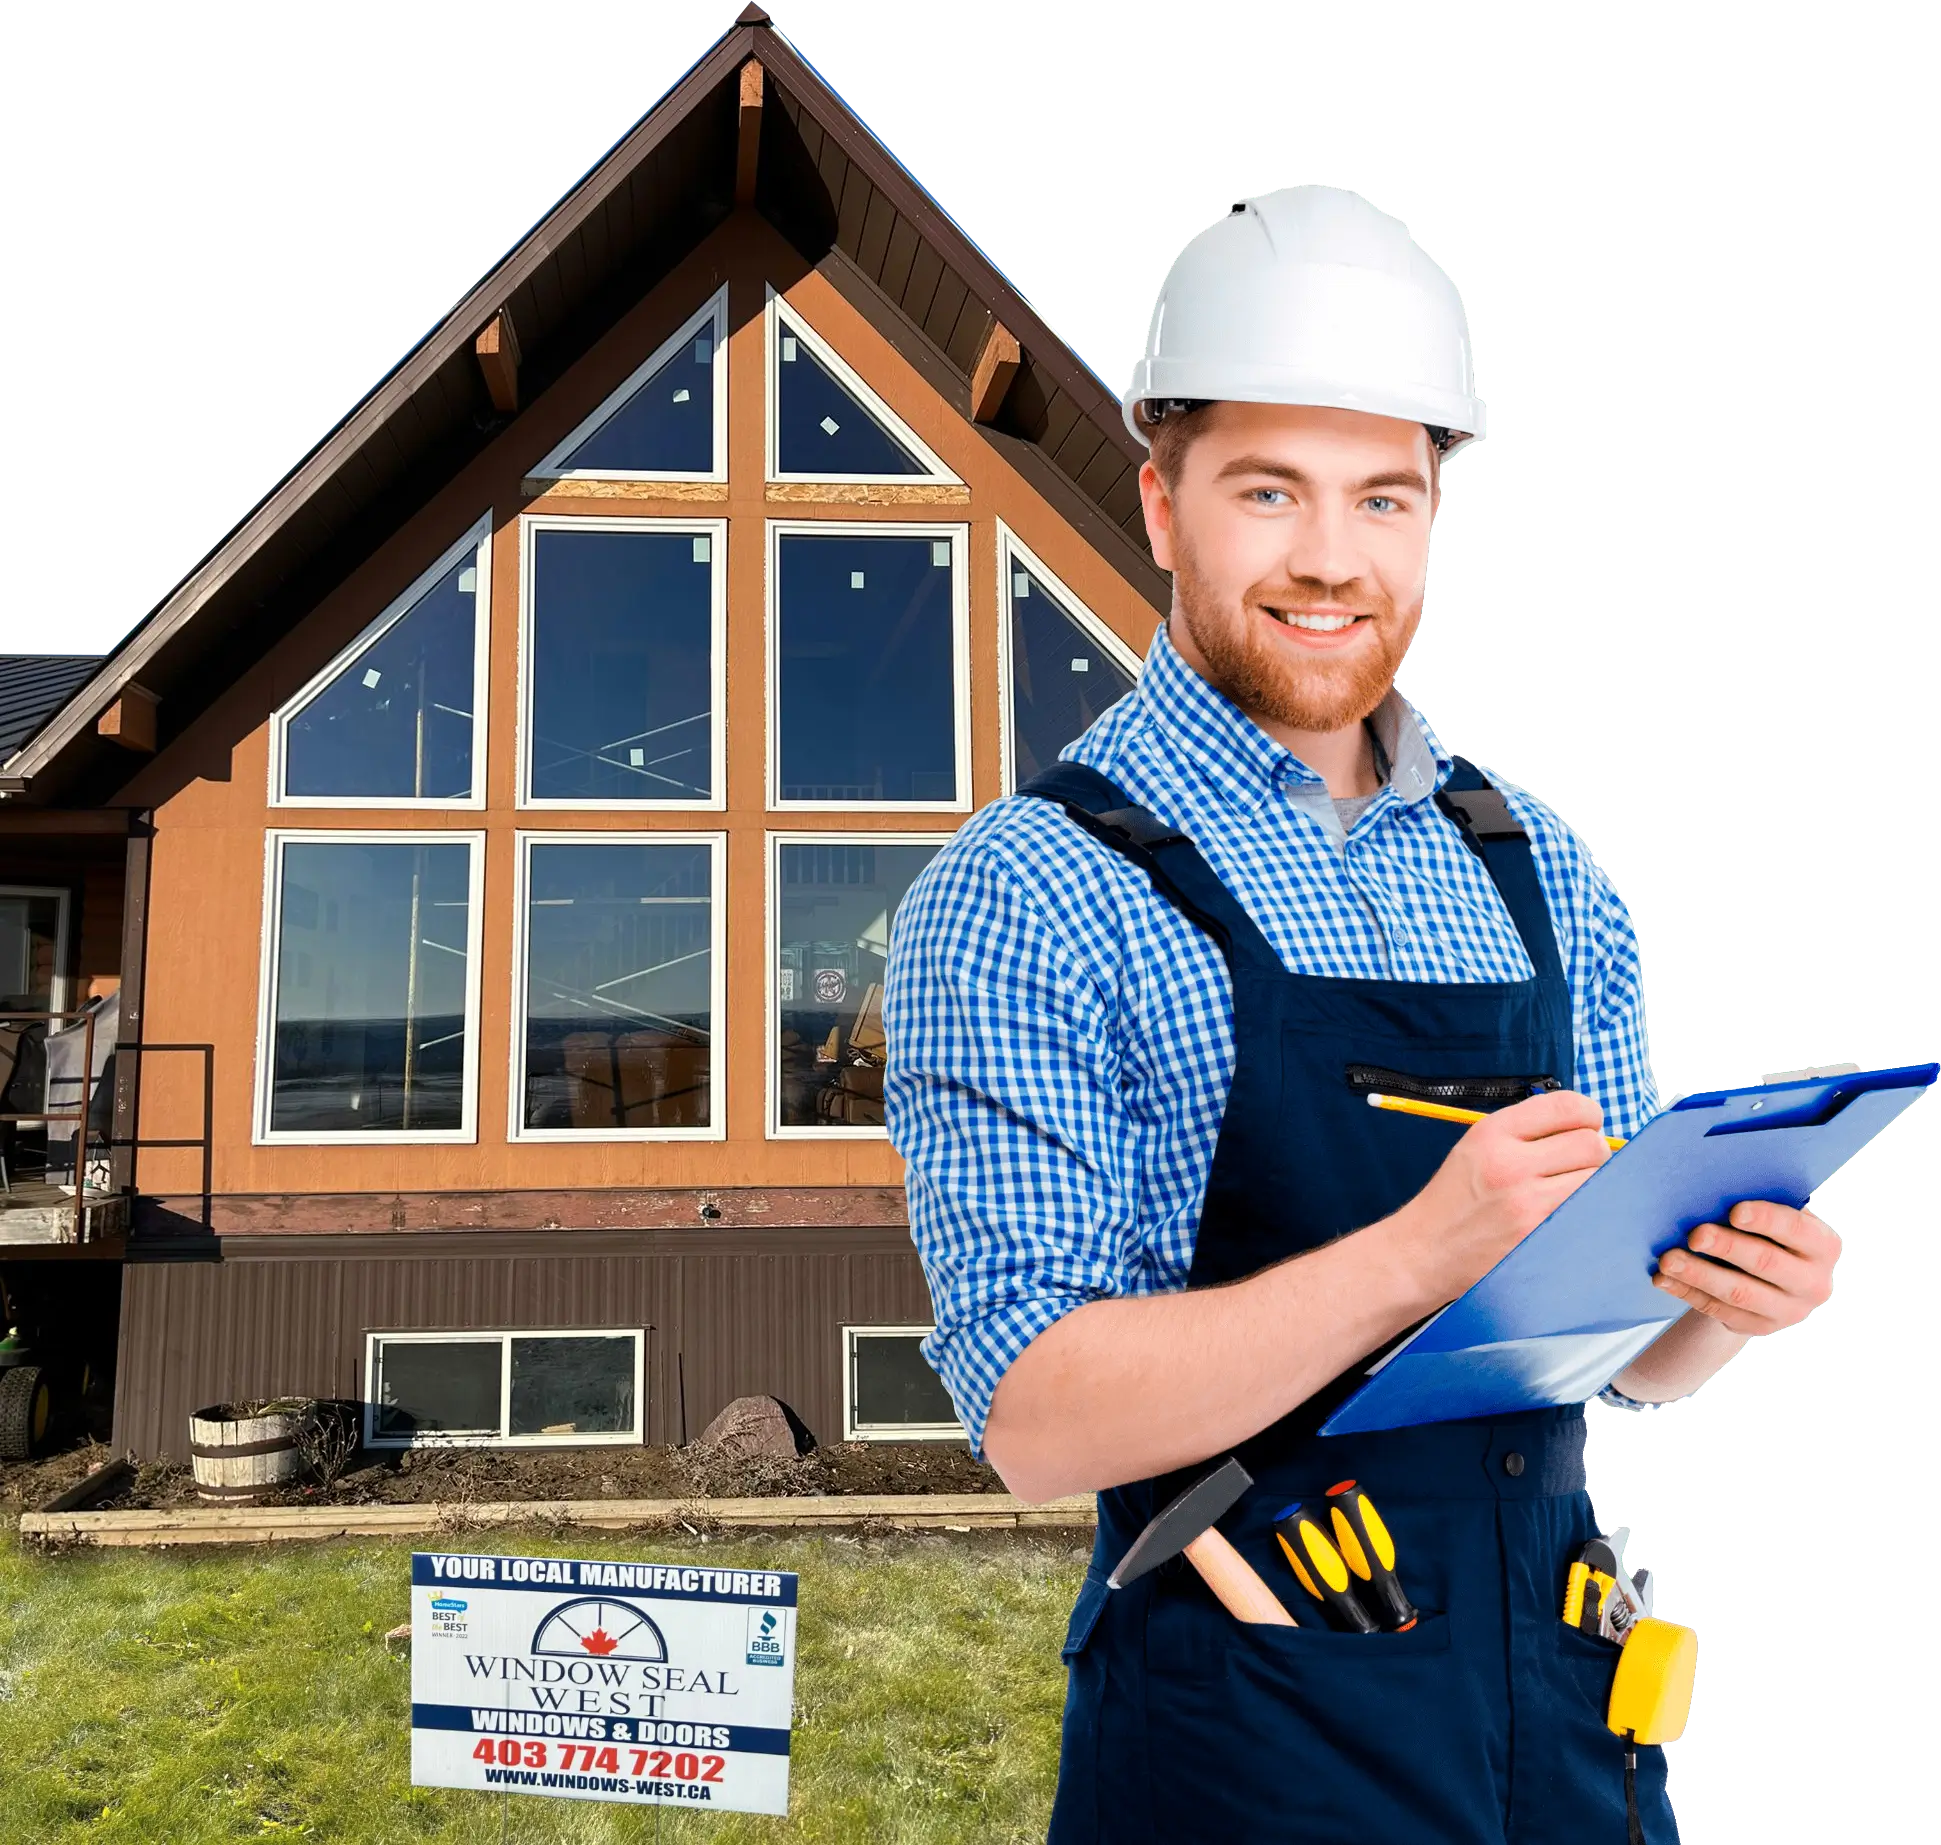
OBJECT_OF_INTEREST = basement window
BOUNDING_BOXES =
[1000,528,1142,791]
[271,516,491,806]
[365,1330,644,1447]
[768,523,969,808]
[843,1326,964,1442]
[765,290,959,483]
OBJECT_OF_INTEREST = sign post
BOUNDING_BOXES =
[409,1549,798,1815]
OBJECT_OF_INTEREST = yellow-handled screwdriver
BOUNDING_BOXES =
[1365,1091,1627,1151]
[1273,1502,1380,1633]
[1323,1480,1420,1632]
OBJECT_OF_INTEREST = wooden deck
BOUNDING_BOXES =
[0,1181,128,1246]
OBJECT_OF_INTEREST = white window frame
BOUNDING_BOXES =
[509,830,728,1143]
[528,287,729,484]
[764,288,960,485]
[842,1325,964,1442]
[268,514,493,810]
[766,829,950,1140]
[995,521,1145,795]
[0,884,72,1015]
[253,829,486,1146]
[766,520,972,813]
[363,1328,646,1449]
[516,515,728,812]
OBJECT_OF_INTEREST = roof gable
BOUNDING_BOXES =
[4,6,1158,805]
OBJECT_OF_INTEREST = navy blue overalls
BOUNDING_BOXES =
[1019,757,1676,1845]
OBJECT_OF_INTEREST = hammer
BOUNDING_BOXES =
[1109,1455,1297,1626]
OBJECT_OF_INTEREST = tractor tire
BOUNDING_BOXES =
[0,1365,51,1460]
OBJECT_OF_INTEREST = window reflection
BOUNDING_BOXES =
[520,841,714,1133]
[774,314,928,477]
[268,840,472,1134]
[775,840,940,1129]
[527,527,716,803]
[560,307,718,476]
[283,550,479,800]
[1007,558,1138,785]
[774,531,959,804]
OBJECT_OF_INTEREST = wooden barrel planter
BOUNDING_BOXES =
[189,1401,306,1501]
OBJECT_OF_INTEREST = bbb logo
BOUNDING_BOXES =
[746,1607,786,1667]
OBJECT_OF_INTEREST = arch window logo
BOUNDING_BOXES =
[532,1597,670,1664]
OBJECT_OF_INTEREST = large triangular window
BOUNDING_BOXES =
[766,291,959,484]
[531,289,728,482]
[1000,526,1141,790]
[271,517,491,805]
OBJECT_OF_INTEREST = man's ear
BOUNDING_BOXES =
[1138,459,1176,572]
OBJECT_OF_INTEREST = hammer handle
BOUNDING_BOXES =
[1183,1527,1298,1626]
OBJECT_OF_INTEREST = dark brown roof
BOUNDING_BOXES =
[4,8,1162,807]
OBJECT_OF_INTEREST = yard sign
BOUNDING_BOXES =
[409,1549,797,1814]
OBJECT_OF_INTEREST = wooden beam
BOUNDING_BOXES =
[110,816,152,1197]
[735,60,764,205]
[970,321,1021,423]
[475,308,522,413]
[96,684,157,752]
[20,1492,1096,1548]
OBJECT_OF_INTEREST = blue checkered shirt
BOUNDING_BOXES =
[883,625,1658,1457]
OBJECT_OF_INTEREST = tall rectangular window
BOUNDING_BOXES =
[768,524,968,809]
[271,517,491,807]
[999,527,1142,791]
[257,834,481,1141]
[770,835,944,1135]
[514,835,722,1139]
[520,518,724,808]
[0,886,69,1013]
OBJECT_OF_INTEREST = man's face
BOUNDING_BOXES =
[1139,402,1439,736]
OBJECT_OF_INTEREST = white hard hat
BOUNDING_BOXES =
[1124,185,1485,454]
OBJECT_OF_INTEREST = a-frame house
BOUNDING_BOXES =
[0,6,1165,1458]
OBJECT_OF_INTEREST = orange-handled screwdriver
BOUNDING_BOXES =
[1324,1480,1419,1632]
[1273,1502,1380,1633]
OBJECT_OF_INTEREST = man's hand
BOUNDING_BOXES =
[1651,1199,1841,1334]
[1379,1089,1613,1310]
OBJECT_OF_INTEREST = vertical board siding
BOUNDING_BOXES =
[115,1232,933,1459]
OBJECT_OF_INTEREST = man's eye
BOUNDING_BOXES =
[1248,488,1290,506]
[1365,495,1399,514]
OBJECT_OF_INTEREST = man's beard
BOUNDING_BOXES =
[1172,528,1415,734]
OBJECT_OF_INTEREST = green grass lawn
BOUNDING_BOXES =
[0,1527,1087,1844]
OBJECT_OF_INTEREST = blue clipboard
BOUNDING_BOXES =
[1319,1061,1938,1437]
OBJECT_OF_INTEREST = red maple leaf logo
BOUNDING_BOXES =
[580,1629,619,1657]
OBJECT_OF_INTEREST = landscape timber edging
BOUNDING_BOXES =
[17,1491,1098,1548]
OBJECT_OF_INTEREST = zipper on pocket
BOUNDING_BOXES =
[1344,1063,1562,1108]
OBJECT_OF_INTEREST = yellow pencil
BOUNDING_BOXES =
[1365,1091,1626,1150]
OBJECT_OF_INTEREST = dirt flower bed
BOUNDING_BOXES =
[3,1433,1006,1516]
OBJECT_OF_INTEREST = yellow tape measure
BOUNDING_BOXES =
[1606,1618,1698,1745]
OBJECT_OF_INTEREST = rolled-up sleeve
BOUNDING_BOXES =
[884,832,1144,1459]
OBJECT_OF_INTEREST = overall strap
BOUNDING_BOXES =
[1014,764,1282,972]
[1434,757,1567,987]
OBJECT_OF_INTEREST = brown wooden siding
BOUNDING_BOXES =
[113,1225,932,1459]
[116,207,1163,1208]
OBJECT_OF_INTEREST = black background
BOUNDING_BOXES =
[30,10,1925,1831]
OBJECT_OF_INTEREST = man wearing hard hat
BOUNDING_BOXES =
[883,188,1842,1841]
